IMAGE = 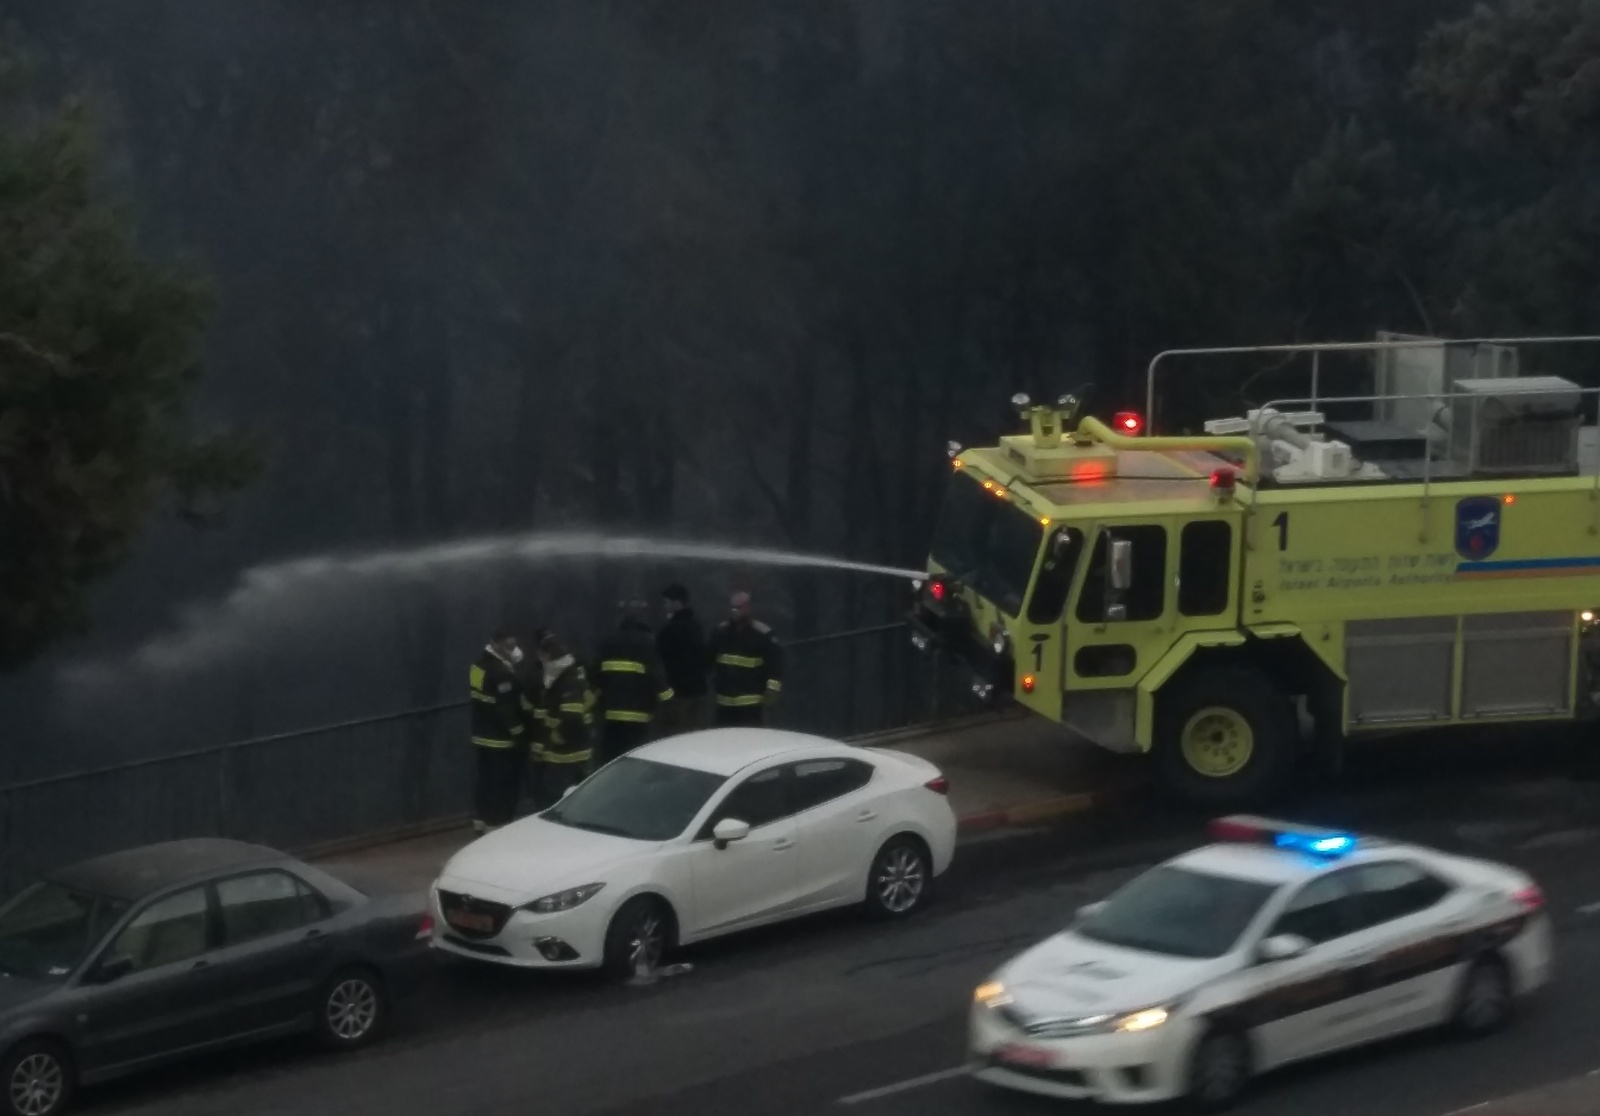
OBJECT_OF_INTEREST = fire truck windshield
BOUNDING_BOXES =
[929,471,1044,616]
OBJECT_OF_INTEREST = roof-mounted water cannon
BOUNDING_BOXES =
[1012,392,1085,450]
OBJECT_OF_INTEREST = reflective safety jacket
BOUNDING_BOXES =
[532,661,595,764]
[469,648,530,749]
[709,619,783,709]
[594,621,674,724]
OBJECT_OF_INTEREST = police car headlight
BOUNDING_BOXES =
[524,883,606,914]
[1113,1006,1172,1032]
[974,981,1012,1008]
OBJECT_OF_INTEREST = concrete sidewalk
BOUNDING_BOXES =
[315,712,1142,894]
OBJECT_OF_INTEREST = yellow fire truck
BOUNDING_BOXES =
[910,335,1600,806]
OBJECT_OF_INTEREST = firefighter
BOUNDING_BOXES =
[656,582,710,736]
[709,591,783,727]
[593,599,674,765]
[469,628,531,832]
[532,631,595,806]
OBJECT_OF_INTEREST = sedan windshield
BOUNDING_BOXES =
[0,881,130,980]
[543,757,726,841]
[1075,866,1277,959]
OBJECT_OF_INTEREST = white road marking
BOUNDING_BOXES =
[837,1066,970,1105]
[1576,900,1600,916]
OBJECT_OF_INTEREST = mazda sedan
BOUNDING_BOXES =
[0,838,430,1116]
[431,728,958,978]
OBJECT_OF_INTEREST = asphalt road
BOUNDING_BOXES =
[78,727,1600,1116]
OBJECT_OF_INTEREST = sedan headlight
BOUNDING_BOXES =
[522,883,606,914]
[974,981,1013,1008]
[1114,1006,1170,1032]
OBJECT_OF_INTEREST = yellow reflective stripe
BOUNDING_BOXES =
[716,653,763,668]
[659,688,675,702]
[471,692,497,704]
[542,750,592,764]
[716,694,766,707]
[558,702,588,714]
[600,660,647,673]
[510,723,527,735]
[469,665,486,692]
[472,736,515,748]
[766,679,782,693]
[605,710,652,723]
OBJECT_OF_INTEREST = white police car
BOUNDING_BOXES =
[970,816,1551,1110]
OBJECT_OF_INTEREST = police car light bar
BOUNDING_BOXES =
[1209,816,1358,858]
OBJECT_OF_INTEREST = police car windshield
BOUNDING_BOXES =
[1076,865,1277,959]
[543,757,726,841]
[930,471,1043,616]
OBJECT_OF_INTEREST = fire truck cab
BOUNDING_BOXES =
[911,336,1600,806]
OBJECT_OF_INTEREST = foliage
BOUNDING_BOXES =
[0,49,257,670]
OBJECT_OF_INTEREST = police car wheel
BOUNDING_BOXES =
[1452,956,1512,1038]
[1187,1027,1250,1111]
[1156,666,1296,809]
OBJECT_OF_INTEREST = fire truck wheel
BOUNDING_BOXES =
[1156,666,1297,807]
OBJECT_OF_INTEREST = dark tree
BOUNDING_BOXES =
[0,51,256,670]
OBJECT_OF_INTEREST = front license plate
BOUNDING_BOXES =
[996,1043,1056,1069]
[447,911,494,933]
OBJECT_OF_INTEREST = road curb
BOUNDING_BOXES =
[955,788,1118,836]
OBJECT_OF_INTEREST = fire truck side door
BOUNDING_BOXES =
[1066,521,1174,693]
[1066,516,1242,695]
[1015,526,1084,718]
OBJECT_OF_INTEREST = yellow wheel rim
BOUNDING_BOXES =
[1181,707,1254,778]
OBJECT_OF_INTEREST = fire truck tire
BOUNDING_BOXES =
[1155,666,1297,808]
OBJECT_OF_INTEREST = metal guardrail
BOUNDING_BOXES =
[0,622,982,889]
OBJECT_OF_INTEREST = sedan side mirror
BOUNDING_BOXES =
[1257,933,1311,964]
[561,785,578,800]
[1075,900,1106,923]
[91,954,134,984]
[712,818,751,850]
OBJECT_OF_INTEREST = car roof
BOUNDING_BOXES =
[47,838,288,903]
[633,727,849,777]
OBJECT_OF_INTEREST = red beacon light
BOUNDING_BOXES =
[1210,466,1237,496]
[1208,815,1357,858]
[1113,411,1144,436]
[929,579,948,603]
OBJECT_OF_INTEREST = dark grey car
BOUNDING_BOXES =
[0,838,431,1116]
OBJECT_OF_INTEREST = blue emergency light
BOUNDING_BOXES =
[1209,816,1357,858]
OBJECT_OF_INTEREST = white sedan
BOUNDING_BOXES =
[971,816,1552,1110]
[429,728,957,977]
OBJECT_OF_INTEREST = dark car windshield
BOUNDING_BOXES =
[929,471,1044,616]
[0,881,130,980]
[543,757,726,841]
[1075,866,1277,959]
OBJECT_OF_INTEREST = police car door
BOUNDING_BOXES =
[1244,868,1366,1070]
[1330,859,1464,1047]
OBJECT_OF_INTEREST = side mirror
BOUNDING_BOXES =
[712,818,751,850]
[1108,538,1133,592]
[1075,900,1106,923]
[1051,533,1074,561]
[561,785,578,800]
[91,954,134,984]
[1257,933,1311,964]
